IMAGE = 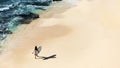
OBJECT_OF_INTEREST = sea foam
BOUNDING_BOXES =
[63,0,80,6]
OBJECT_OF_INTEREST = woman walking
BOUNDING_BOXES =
[32,46,42,59]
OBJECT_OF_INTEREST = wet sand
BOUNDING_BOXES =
[1,0,120,68]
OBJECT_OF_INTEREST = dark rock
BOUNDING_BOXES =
[17,0,52,6]
[53,0,62,1]
[18,12,39,19]
[18,12,39,24]
[0,24,12,34]
[0,24,7,31]
[0,30,12,34]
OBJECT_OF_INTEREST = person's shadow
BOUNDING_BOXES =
[39,54,56,60]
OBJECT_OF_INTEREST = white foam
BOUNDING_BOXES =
[0,7,9,11]
[63,0,80,6]
[0,4,13,11]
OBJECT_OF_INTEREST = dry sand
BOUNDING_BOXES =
[1,0,120,68]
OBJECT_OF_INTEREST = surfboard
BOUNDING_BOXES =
[37,46,42,53]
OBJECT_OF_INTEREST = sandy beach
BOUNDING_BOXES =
[1,0,120,68]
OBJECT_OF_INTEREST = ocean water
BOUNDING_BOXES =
[0,0,60,42]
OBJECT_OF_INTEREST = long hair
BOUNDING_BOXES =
[35,46,38,51]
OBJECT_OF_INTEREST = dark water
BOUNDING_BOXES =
[0,0,61,41]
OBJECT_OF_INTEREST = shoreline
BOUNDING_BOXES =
[0,0,63,44]
[0,1,70,49]
[0,1,72,55]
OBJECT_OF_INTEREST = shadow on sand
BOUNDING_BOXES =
[36,54,56,60]
[25,24,72,40]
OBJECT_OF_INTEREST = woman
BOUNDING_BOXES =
[32,46,42,59]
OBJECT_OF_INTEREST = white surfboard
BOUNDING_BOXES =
[37,46,42,53]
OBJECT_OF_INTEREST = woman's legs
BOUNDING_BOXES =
[35,51,40,59]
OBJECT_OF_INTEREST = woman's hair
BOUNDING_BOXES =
[35,46,38,50]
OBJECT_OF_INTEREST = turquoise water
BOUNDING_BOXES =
[0,0,60,41]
